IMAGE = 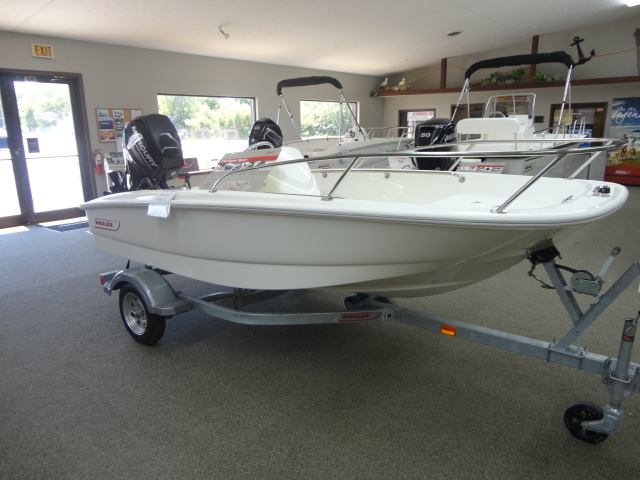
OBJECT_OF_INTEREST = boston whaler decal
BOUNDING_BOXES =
[339,312,382,322]
[94,218,120,231]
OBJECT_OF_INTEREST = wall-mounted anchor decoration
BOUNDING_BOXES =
[571,36,595,65]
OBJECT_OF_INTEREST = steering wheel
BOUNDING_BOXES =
[485,111,506,118]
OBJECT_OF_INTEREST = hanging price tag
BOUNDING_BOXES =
[147,190,180,218]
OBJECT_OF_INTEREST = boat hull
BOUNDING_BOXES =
[82,170,628,297]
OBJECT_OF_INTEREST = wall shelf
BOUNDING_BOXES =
[372,75,640,97]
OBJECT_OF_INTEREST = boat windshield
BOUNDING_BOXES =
[485,93,535,119]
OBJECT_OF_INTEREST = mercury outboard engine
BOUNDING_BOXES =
[413,118,457,170]
[122,114,185,190]
[248,118,283,149]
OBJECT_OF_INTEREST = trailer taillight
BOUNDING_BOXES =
[441,325,457,336]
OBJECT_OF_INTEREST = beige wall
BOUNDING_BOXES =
[383,14,640,90]
[381,14,640,151]
[2,12,638,192]
[0,31,384,193]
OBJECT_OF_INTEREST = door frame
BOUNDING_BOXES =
[548,102,608,137]
[0,68,95,228]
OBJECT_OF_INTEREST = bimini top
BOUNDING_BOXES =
[464,51,576,80]
[276,76,343,96]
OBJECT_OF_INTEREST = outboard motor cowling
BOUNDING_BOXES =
[248,118,283,149]
[413,118,457,170]
[123,114,184,190]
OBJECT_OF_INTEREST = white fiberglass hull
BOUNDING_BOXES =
[82,170,627,297]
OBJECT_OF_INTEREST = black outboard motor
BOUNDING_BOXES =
[413,118,457,170]
[248,118,283,149]
[123,114,184,190]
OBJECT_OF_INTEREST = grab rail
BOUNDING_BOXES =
[209,139,623,213]
[492,152,568,214]
[209,152,471,196]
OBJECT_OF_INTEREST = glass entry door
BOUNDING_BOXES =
[0,72,93,228]
[0,93,21,219]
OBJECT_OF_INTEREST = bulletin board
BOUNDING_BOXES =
[96,108,143,143]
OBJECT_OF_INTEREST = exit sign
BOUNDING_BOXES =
[31,44,54,58]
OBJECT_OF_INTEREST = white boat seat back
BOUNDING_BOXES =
[457,117,521,140]
[260,147,321,196]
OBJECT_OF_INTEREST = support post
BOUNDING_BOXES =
[529,35,539,80]
[440,58,447,89]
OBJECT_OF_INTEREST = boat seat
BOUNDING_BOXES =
[456,117,521,140]
[259,147,321,196]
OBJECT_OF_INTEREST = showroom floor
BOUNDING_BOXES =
[1,188,640,480]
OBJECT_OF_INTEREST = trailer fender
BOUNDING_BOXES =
[101,266,192,317]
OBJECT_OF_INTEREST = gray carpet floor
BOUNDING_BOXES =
[1,187,640,479]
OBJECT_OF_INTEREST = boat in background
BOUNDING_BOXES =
[82,114,627,298]
[447,51,594,178]
[275,76,413,168]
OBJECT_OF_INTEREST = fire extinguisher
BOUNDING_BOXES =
[94,149,104,175]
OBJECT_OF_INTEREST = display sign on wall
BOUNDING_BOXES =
[605,98,640,185]
[96,108,143,143]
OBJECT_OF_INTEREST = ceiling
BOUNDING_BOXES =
[1,0,638,76]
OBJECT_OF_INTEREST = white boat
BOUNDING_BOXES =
[446,51,597,177]
[274,76,413,168]
[82,114,627,298]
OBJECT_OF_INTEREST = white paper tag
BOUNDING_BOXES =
[147,190,180,218]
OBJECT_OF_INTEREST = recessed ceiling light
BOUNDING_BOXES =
[622,0,640,6]
[447,31,462,37]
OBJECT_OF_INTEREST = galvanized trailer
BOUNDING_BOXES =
[99,247,640,444]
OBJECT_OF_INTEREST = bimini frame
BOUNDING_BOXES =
[453,51,578,134]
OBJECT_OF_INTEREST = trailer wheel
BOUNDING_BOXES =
[563,402,609,444]
[119,283,166,345]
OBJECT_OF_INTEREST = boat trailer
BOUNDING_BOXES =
[100,247,640,444]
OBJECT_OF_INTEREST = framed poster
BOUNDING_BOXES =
[549,103,606,138]
[96,108,143,143]
[604,98,640,185]
[398,109,436,133]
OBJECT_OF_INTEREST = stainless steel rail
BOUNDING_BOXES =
[209,139,623,214]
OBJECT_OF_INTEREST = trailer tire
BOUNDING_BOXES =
[119,283,166,345]
[563,402,609,444]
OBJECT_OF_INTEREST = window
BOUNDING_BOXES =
[158,95,255,169]
[299,100,358,138]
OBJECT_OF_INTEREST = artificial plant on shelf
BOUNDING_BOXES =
[477,68,528,86]
[532,72,547,82]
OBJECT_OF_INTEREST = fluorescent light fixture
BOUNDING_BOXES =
[622,0,640,6]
